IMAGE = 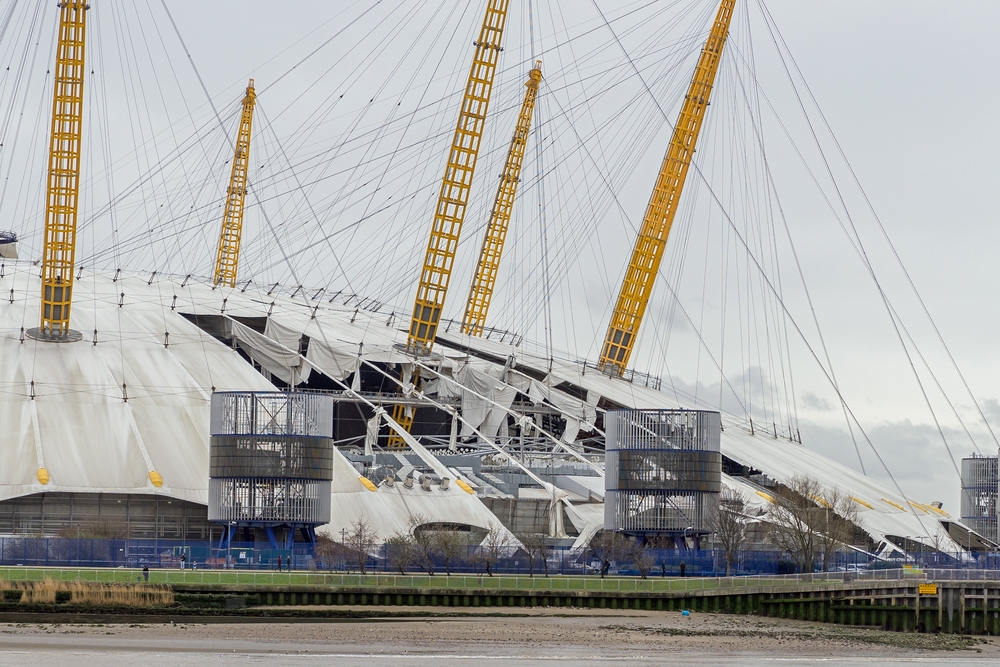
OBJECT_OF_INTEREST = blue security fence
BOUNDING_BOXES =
[0,536,998,575]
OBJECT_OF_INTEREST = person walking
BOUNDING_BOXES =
[276,554,282,571]
[180,553,186,570]
[679,560,686,577]
[142,566,149,583]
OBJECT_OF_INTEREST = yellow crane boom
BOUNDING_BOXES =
[213,79,257,288]
[461,60,542,336]
[388,0,509,447]
[35,0,89,340]
[597,0,735,376]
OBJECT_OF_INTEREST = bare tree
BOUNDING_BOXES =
[408,515,438,575]
[384,533,416,574]
[478,523,511,576]
[589,531,629,578]
[766,476,860,574]
[816,487,860,572]
[711,487,749,576]
[628,540,656,579]
[517,533,552,577]
[517,533,545,577]
[434,530,470,576]
[346,515,379,574]
[314,534,351,572]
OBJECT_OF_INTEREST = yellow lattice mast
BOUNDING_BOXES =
[461,60,542,336]
[33,0,89,341]
[597,0,735,376]
[388,0,509,446]
[213,79,257,288]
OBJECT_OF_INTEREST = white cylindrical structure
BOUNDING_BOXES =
[208,392,333,525]
[961,454,997,544]
[604,409,721,536]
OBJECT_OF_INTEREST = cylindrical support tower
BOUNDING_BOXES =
[960,454,998,544]
[209,392,334,551]
[605,409,722,538]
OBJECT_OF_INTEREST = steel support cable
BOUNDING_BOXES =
[135,1,217,277]
[97,20,688,284]
[131,1,225,276]
[525,3,700,350]
[490,54,697,355]
[583,2,776,432]
[76,111,228,252]
[158,0,230,146]
[111,2,174,278]
[364,355,603,475]
[250,11,688,190]
[257,1,386,97]
[697,162,936,534]
[487,55,754,420]
[757,0,999,453]
[598,0,900,481]
[883,297,985,457]
[222,313,559,498]
[755,4,967,474]
[0,0,42,162]
[89,10,129,395]
[726,36,909,454]
[274,5,458,282]
[336,5,696,314]
[595,0,932,535]
[88,3,410,280]
[89,122,450,268]
[726,39,865,466]
[82,3,402,262]
[527,1,555,366]
[255,104,356,298]
[727,36,793,439]
[590,0,726,375]
[0,1,48,233]
[345,0,477,305]
[271,2,437,288]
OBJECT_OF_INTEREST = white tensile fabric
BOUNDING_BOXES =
[0,262,968,552]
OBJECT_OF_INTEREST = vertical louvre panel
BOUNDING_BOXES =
[209,393,334,527]
[605,409,722,534]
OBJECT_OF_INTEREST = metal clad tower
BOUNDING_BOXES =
[605,409,722,543]
[209,392,334,555]
[960,454,998,544]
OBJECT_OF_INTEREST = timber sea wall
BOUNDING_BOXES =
[169,574,1000,635]
[2,567,999,633]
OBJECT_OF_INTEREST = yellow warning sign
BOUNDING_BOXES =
[919,584,938,595]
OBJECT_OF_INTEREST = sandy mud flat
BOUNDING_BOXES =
[0,608,996,666]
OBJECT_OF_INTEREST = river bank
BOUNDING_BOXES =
[0,607,995,666]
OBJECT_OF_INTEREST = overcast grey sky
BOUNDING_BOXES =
[2,1,998,513]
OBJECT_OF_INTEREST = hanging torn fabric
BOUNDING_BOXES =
[230,319,311,385]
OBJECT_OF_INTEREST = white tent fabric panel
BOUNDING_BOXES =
[0,262,969,552]
[326,450,512,543]
[0,263,275,505]
[438,328,963,551]
[231,320,311,385]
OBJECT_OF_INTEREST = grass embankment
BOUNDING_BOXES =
[0,567,834,593]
